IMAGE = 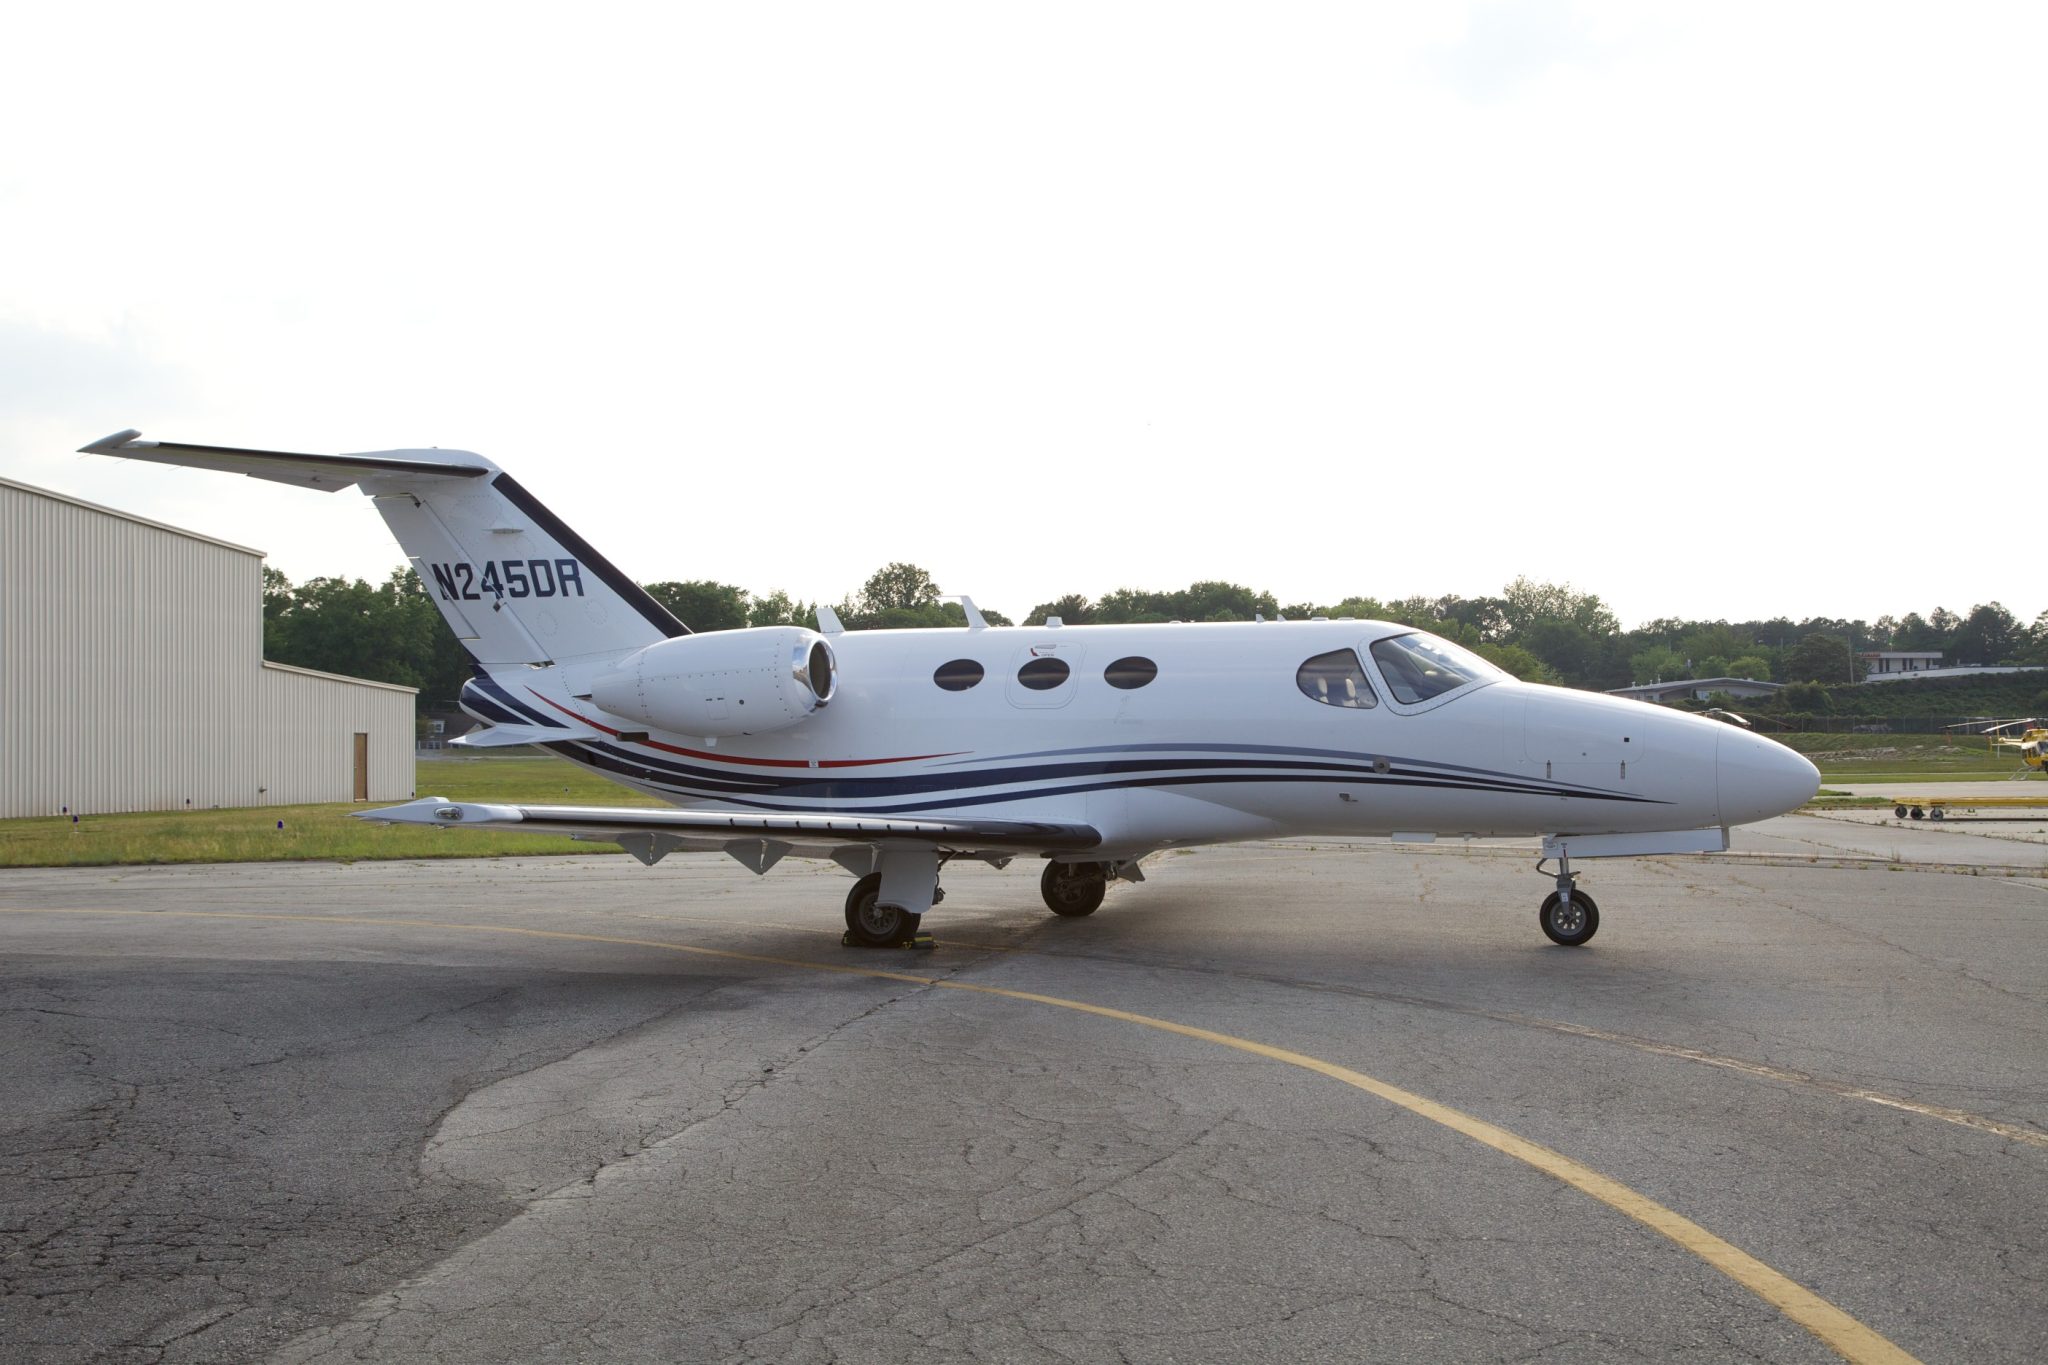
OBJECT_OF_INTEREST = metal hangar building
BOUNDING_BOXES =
[1,475,416,819]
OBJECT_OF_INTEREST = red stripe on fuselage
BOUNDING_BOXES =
[527,690,965,769]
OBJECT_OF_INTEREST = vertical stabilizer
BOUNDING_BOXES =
[367,472,686,667]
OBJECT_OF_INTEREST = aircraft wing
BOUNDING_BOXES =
[359,797,1101,869]
[78,429,491,492]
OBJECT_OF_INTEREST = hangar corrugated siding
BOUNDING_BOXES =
[1,477,415,818]
[257,662,416,805]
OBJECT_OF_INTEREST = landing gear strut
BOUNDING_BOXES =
[1535,853,1600,947]
[1041,861,1109,917]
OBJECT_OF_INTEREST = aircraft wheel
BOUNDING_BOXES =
[1539,890,1599,947]
[844,873,921,946]
[1041,861,1108,917]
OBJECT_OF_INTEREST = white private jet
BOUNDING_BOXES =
[83,430,1818,949]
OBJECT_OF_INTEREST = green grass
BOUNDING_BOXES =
[1774,732,2024,783]
[0,753,663,868]
[1807,791,1893,808]
[410,752,667,803]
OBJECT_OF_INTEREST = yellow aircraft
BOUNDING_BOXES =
[1954,718,2048,775]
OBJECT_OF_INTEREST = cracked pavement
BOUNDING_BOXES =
[1,823,2043,1362]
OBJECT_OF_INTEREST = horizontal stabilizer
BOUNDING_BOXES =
[79,429,492,492]
[82,426,684,663]
[359,797,1101,856]
[449,723,601,749]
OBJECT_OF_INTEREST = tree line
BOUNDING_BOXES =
[259,561,1020,708]
[260,562,2047,711]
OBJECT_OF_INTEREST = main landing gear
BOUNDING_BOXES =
[1041,861,1110,917]
[841,846,947,948]
[842,872,942,947]
[1535,852,1600,947]
[840,853,1132,948]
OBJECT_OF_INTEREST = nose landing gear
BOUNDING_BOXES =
[1535,853,1600,946]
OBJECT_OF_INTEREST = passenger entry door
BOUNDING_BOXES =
[1005,642,1084,709]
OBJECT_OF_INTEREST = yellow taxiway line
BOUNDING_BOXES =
[3,906,1920,1364]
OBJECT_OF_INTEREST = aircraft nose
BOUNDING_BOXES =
[1716,728,1820,826]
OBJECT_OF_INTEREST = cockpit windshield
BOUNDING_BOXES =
[1368,632,1504,705]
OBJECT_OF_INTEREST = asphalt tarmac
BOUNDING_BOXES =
[2,814,2043,1364]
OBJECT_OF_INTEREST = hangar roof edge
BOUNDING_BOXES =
[0,474,266,558]
[261,660,418,694]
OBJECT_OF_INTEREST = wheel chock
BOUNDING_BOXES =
[839,931,937,950]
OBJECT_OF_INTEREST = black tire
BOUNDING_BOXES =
[1539,889,1600,947]
[1895,805,1908,819]
[1041,861,1108,917]
[844,873,921,946]
[1910,806,1925,820]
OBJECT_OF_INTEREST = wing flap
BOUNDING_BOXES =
[79,429,492,492]
[358,798,1101,854]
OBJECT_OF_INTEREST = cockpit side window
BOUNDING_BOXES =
[1369,632,1498,704]
[1296,649,1379,709]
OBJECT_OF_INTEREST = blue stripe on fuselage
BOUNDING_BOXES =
[552,739,1665,812]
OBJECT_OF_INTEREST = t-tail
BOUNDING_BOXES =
[78,430,688,679]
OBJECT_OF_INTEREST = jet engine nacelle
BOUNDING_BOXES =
[588,627,837,738]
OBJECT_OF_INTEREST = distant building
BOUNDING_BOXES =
[417,710,482,751]
[1606,678,1782,704]
[1,476,415,818]
[1858,651,1944,676]
[1859,663,2046,685]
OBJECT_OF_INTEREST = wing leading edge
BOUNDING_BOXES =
[359,798,1102,869]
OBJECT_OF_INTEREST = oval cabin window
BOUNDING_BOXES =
[1103,656,1158,690]
[934,659,984,691]
[1017,657,1071,691]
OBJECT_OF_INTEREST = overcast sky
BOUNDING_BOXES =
[4,2,2041,631]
